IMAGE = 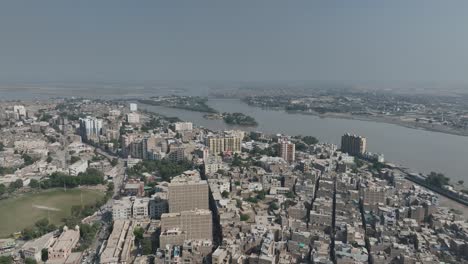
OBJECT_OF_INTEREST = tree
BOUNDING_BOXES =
[41,248,49,262]
[29,179,40,189]
[25,258,37,264]
[22,154,36,166]
[458,180,464,185]
[221,190,229,198]
[9,179,23,191]
[240,214,250,221]
[111,158,118,167]
[141,238,153,255]
[46,156,53,163]
[0,143,4,151]
[302,136,318,145]
[426,172,450,188]
[0,184,6,196]
[269,202,279,211]
[0,256,13,264]
[70,156,81,164]
[133,227,144,243]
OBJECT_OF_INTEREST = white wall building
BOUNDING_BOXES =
[130,103,138,112]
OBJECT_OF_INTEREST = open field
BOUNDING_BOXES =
[0,188,105,237]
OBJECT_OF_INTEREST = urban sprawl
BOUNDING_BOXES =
[0,98,467,264]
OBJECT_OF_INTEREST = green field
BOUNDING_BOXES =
[0,188,105,237]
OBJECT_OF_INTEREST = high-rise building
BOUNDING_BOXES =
[279,139,295,162]
[341,133,367,156]
[13,105,26,118]
[173,122,193,132]
[160,209,212,247]
[129,103,138,112]
[168,173,209,213]
[206,134,242,154]
[126,112,140,124]
[79,116,103,141]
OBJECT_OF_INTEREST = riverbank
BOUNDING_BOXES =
[285,110,468,137]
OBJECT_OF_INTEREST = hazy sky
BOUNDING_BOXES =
[1,0,468,83]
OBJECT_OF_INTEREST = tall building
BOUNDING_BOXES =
[13,105,26,118]
[173,122,193,132]
[129,103,138,112]
[168,173,209,213]
[341,133,367,156]
[279,139,295,162]
[79,116,103,141]
[126,112,140,124]
[160,209,213,247]
[206,134,242,154]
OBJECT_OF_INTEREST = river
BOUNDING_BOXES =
[140,98,468,182]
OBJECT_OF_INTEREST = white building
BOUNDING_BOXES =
[132,197,150,219]
[173,122,193,132]
[112,198,133,220]
[13,105,26,118]
[130,103,138,112]
[126,113,140,124]
[79,116,103,141]
[68,159,88,176]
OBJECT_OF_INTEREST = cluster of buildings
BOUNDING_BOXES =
[1,98,467,264]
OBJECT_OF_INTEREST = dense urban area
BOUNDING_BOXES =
[227,87,468,136]
[0,98,467,264]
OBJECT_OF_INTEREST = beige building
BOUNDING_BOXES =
[206,134,242,154]
[168,176,209,213]
[48,226,80,263]
[160,209,212,247]
[100,220,135,264]
[279,140,295,162]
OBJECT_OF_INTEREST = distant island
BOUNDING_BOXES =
[203,112,258,126]
[139,96,218,113]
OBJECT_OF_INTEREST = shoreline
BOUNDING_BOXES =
[239,103,468,137]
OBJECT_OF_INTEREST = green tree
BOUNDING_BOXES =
[46,156,53,163]
[221,190,229,198]
[111,158,118,167]
[0,143,4,151]
[25,258,37,264]
[41,248,49,262]
[458,180,464,185]
[240,214,250,221]
[9,179,23,191]
[22,154,36,166]
[302,136,318,145]
[29,179,40,188]
[141,238,153,255]
[426,172,450,188]
[269,202,279,211]
[70,156,81,164]
[133,227,144,243]
[0,184,6,196]
[0,256,13,264]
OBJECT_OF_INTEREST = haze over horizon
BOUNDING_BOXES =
[1,0,468,85]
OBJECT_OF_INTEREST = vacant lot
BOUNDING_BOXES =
[0,188,104,237]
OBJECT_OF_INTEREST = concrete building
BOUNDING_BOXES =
[48,226,80,263]
[100,220,135,264]
[160,209,213,247]
[341,133,367,156]
[132,197,150,219]
[22,233,55,262]
[173,122,193,132]
[112,198,133,220]
[129,103,138,112]
[279,139,295,162]
[149,198,169,219]
[68,159,88,176]
[168,175,209,213]
[126,113,140,124]
[206,134,242,154]
[79,116,103,141]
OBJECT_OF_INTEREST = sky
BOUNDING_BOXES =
[1,0,468,84]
